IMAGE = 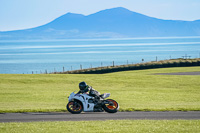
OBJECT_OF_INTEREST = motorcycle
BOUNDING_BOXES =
[66,91,119,114]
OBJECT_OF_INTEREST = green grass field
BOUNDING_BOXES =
[0,67,200,112]
[1,120,200,133]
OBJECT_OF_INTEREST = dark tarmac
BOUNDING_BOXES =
[1,111,200,123]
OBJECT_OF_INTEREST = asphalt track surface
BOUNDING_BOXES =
[1,111,200,123]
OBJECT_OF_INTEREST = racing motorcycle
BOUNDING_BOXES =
[66,92,119,114]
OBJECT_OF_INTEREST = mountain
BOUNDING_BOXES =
[1,7,200,40]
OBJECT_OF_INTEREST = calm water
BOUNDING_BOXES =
[0,36,200,74]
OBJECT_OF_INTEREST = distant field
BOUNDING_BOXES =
[1,120,200,133]
[0,67,200,112]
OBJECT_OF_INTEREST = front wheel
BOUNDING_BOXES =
[67,101,83,114]
[103,99,119,113]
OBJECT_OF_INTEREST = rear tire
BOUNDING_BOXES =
[103,99,119,113]
[67,101,83,114]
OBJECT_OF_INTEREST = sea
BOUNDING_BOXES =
[0,36,200,74]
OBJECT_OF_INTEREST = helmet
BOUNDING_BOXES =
[79,81,87,90]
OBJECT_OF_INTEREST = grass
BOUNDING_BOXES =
[0,120,200,133]
[0,66,200,112]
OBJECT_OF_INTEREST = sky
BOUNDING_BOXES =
[0,0,200,31]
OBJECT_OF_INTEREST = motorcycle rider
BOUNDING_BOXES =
[77,81,101,104]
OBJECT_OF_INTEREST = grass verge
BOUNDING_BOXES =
[58,58,200,74]
[1,120,200,133]
[0,67,200,113]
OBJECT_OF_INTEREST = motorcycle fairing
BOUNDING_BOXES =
[68,92,95,112]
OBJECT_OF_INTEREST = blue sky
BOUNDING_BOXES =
[0,0,200,31]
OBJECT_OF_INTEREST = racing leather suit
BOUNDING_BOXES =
[77,85,100,98]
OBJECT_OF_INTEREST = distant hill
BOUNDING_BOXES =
[1,7,200,40]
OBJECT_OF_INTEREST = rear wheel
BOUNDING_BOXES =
[67,101,83,114]
[103,99,119,113]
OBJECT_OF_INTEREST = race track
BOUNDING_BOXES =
[1,111,200,123]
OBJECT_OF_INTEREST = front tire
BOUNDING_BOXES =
[67,101,83,114]
[103,99,119,113]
